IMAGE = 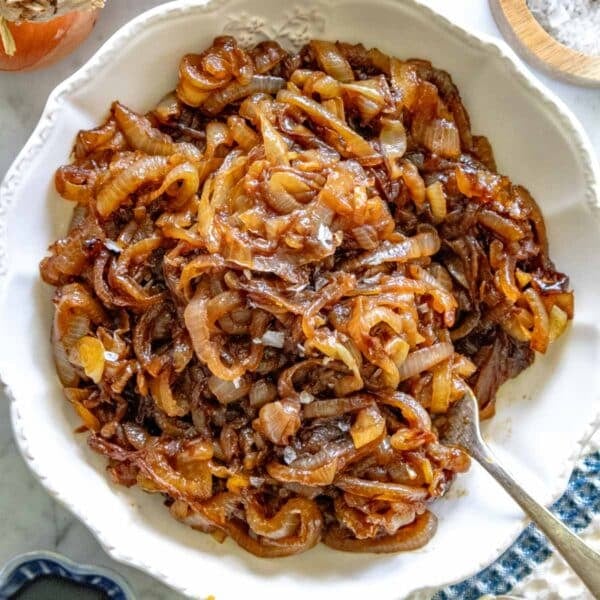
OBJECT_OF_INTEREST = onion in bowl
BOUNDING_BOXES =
[0,10,99,71]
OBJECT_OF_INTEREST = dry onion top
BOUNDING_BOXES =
[40,36,573,557]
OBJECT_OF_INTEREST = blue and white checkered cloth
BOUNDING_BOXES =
[435,451,600,599]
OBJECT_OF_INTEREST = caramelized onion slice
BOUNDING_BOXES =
[225,497,323,557]
[184,289,246,381]
[203,75,285,116]
[254,400,301,446]
[335,475,429,502]
[278,88,377,159]
[208,375,251,404]
[350,406,385,449]
[113,102,201,161]
[96,155,172,217]
[311,40,354,82]
[324,511,437,553]
[379,118,407,179]
[397,342,454,381]
[71,336,105,384]
[303,395,374,419]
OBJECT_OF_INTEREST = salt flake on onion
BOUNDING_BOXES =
[261,330,285,348]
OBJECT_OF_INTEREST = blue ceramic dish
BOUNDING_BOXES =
[0,551,135,600]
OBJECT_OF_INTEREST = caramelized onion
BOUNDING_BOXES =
[64,388,101,431]
[390,59,419,110]
[311,40,354,82]
[96,155,172,217]
[350,405,385,449]
[303,395,374,419]
[348,231,441,268]
[523,288,550,353]
[421,118,460,158]
[478,209,524,241]
[176,37,254,107]
[426,181,447,222]
[397,343,454,381]
[378,391,432,431]
[225,497,322,557]
[149,368,190,417]
[184,289,245,380]
[324,511,437,553]
[342,76,390,123]
[71,336,105,383]
[208,375,251,404]
[254,400,301,445]
[113,102,200,162]
[548,305,568,342]
[249,379,278,408]
[379,118,407,179]
[431,358,452,413]
[42,35,573,559]
[278,89,377,159]
[267,458,339,486]
[203,75,285,116]
[335,475,428,502]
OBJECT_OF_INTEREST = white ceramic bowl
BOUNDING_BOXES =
[1,1,599,599]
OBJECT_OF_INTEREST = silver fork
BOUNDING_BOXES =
[441,387,600,598]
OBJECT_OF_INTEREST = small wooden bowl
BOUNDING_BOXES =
[489,0,600,87]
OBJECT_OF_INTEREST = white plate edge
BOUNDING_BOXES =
[0,0,599,598]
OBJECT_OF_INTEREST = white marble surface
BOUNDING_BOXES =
[0,2,598,599]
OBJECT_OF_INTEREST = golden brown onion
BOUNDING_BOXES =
[41,35,573,560]
[324,511,437,553]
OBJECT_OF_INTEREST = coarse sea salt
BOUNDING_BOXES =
[299,390,314,404]
[282,446,297,464]
[260,330,285,348]
[317,223,333,245]
[527,0,600,56]
[104,239,122,253]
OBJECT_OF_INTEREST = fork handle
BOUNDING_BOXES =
[472,446,600,599]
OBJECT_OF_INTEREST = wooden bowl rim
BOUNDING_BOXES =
[490,0,600,86]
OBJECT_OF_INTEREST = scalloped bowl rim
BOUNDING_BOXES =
[0,550,136,600]
[1,0,599,599]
